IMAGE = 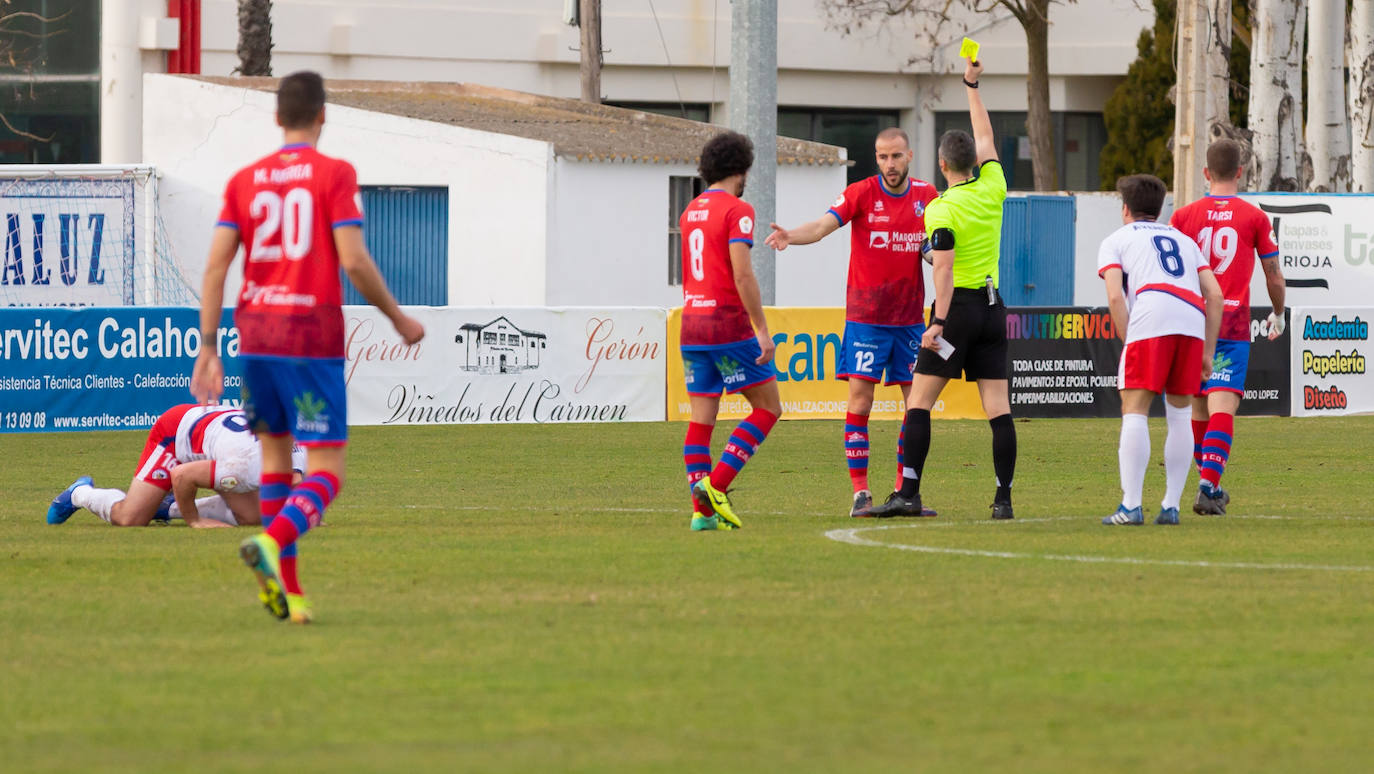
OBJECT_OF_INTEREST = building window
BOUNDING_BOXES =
[0,1,101,164]
[933,111,1107,191]
[667,175,704,286]
[778,108,901,185]
[483,331,497,344]
[608,101,712,123]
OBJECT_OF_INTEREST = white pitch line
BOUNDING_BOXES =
[824,523,1374,572]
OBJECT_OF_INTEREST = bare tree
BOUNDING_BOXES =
[236,0,273,77]
[0,8,66,146]
[1247,0,1306,191]
[1304,0,1349,191]
[822,0,1070,191]
[1349,0,1374,192]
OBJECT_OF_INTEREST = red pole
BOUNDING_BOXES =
[189,0,201,74]
[166,0,182,73]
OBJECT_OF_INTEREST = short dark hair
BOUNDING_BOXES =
[1116,174,1167,220]
[938,129,976,174]
[875,127,910,148]
[277,71,326,129]
[698,131,754,186]
[1206,139,1243,180]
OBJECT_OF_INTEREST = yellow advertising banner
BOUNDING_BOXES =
[666,307,986,421]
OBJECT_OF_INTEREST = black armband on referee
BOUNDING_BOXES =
[928,227,955,251]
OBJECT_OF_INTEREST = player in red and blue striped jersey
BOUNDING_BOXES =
[1169,139,1286,516]
[765,128,938,517]
[191,71,424,623]
[679,131,782,531]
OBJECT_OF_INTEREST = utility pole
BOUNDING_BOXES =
[1173,0,1208,204]
[729,0,777,304]
[579,0,602,104]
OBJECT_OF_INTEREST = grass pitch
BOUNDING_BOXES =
[2,416,1372,773]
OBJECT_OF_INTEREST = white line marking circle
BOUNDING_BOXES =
[824,519,1374,573]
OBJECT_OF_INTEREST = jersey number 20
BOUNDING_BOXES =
[249,188,314,262]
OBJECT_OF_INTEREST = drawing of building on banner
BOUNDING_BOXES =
[454,316,547,374]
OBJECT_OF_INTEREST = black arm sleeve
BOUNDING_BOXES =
[928,227,955,251]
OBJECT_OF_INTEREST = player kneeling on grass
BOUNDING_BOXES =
[678,131,782,532]
[46,404,304,529]
[1097,175,1223,526]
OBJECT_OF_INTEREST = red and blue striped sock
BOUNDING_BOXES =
[266,471,341,551]
[708,409,779,491]
[259,473,301,595]
[843,411,870,493]
[1191,418,1208,471]
[1198,413,1234,491]
[683,421,714,515]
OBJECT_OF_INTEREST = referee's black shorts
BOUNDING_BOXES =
[915,287,1008,381]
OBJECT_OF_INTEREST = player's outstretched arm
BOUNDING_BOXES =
[728,242,775,365]
[335,225,425,345]
[1261,257,1286,339]
[764,215,841,251]
[191,226,240,405]
[965,58,997,165]
[1101,267,1129,342]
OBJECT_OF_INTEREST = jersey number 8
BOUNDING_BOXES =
[249,188,314,262]
[688,228,705,282]
[1151,235,1185,278]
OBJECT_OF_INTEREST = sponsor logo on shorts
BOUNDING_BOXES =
[717,355,746,386]
[294,391,331,435]
[218,475,240,491]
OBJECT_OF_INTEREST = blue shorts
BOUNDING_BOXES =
[241,355,348,445]
[837,321,924,385]
[1201,338,1249,395]
[682,338,776,396]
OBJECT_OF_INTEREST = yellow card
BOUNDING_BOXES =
[959,37,980,61]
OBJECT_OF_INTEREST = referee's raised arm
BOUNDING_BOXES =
[964,57,997,165]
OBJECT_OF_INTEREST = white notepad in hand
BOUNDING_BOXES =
[933,335,955,360]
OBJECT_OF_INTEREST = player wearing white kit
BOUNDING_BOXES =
[45,404,302,528]
[1097,175,1223,526]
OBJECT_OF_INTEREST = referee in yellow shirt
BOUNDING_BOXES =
[868,56,1017,520]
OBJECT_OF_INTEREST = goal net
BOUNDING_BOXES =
[0,165,199,307]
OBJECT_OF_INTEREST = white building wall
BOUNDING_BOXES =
[548,158,850,308]
[142,75,552,307]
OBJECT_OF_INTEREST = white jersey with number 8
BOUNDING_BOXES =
[174,407,306,493]
[1097,220,1209,345]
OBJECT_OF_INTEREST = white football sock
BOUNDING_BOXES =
[1118,413,1149,510]
[195,496,238,527]
[74,487,126,523]
[166,496,238,526]
[1162,403,1194,511]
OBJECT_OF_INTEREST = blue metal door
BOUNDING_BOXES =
[343,186,448,306]
[997,195,1075,306]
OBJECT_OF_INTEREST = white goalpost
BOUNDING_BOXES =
[0,165,199,308]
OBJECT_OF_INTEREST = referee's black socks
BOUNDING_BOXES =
[989,413,1017,504]
[897,408,931,498]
